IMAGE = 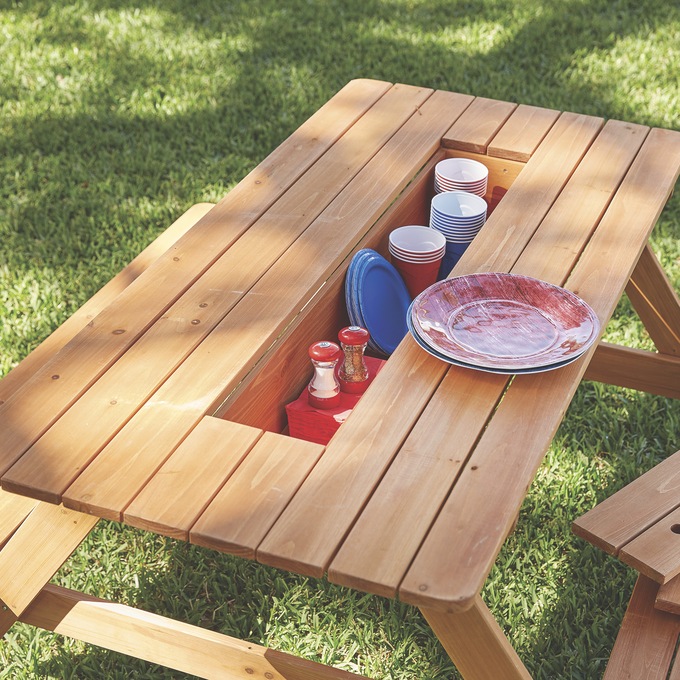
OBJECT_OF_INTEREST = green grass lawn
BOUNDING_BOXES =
[1,0,679,677]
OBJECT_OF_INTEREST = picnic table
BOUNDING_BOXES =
[1,79,679,679]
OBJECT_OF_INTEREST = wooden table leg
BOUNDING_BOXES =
[0,499,98,616]
[584,242,680,398]
[626,243,680,356]
[420,596,532,680]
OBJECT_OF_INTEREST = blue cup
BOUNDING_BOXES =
[438,240,472,279]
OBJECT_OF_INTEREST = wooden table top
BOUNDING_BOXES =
[1,79,679,614]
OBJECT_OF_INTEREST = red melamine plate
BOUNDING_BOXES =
[411,273,600,371]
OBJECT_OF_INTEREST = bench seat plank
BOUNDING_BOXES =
[572,449,680,555]
[59,87,465,522]
[656,574,680,615]
[0,79,390,484]
[619,505,680,584]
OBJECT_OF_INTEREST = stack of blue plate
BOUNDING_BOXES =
[345,249,411,356]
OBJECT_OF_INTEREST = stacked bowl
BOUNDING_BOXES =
[434,157,488,197]
[388,225,446,299]
[430,190,488,277]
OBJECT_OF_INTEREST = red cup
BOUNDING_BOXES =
[391,254,442,299]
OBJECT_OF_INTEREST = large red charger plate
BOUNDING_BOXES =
[411,273,600,371]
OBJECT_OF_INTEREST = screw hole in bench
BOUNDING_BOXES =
[671,524,680,535]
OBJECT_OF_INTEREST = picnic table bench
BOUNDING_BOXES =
[1,79,679,679]
[573,448,680,679]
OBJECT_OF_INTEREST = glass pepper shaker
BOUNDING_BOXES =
[307,341,341,409]
[338,326,370,394]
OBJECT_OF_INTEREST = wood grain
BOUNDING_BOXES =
[260,110,605,582]
[0,78,389,482]
[123,418,263,539]
[573,455,680,557]
[626,243,680,356]
[584,341,680,400]
[602,575,680,680]
[18,584,368,680]
[0,203,215,406]
[59,88,465,523]
[487,103,560,162]
[657,573,680,615]
[0,502,98,615]
[442,96,517,153]
[6,82,427,507]
[619,505,680,584]
[191,432,325,560]
[399,125,680,612]
[421,598,532,679]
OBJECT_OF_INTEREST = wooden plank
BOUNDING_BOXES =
[258,109,605,581]
[441,149,524,215]
[442,96,517,153]
[331,114,612,592]
[487,103,560,162]
[0,203,215,406]
[511,119,649,282]
[0,79,391,483]
[0,503,98,615]
[399,127,680,612]
[328,369,506,598]
[619,505,680,584]
[0,487,38,547]
[59,88,470,524]
[572,452,680,557]
[421,598,532,680]
[584,341,680,399]
[17,584,368,680]
[216,152,444,432]
[123,418,263,539]
[626,243,680,356]
[603,575,680,680]
[656,573,680,615]
[191,432,325,560]
[330,120,644,597]
[4,83,430,506]
[452,111,604,277]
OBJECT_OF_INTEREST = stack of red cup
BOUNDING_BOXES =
[388,225,446,299]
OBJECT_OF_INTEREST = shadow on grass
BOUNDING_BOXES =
[3,0,677,267]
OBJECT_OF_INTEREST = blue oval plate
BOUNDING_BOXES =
[354,249,410,356]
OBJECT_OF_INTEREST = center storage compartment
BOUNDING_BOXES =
[214,147,523,438]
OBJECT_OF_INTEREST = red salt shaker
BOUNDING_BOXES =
[307,341,342,409]
[337,326,370,394]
